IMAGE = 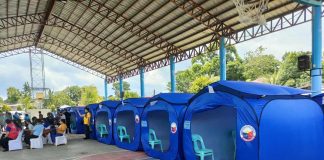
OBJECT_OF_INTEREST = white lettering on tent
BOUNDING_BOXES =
[141,121,147,127]
[184,121,191,130]
[208,86,215,93]
[109,119,112,126]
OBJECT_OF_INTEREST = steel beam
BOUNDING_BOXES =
[170,55,176,93]
[104,76,108,100]
[220,37,226,81]
[47,15,146,66]
[140,67,145,97]
[295,0,323,6]
[311,5,322,96]
[228,6,316,44]
[0,13,45,30]
[38,34,115,70]
[35,0,56,46]
[78,0,184,57]
[169,0,234,37]
[0,33,38,47]
[107,39,219,83]
[0,47,31,58]
[42,48,105,78]
[119,74,123,100]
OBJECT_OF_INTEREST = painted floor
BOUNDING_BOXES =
[0,134,155,160]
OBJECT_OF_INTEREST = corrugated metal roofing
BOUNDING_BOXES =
[0,0,313,82]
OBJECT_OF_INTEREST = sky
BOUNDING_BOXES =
[0,21,316,99]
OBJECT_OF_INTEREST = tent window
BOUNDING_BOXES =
[191,107,236,160]
[116,111,135,143]
[96,112,110,137]
[147,110,170,152]
[70,112,77,131]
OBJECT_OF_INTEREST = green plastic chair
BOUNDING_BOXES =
[232,130,236,160]
[117,126,131,143]
[97,124,109,137]
[149,129,163,152]
[192,134,214,160]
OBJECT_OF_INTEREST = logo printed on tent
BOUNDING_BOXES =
[114,118,116,124]
[135,115,140,123]
[240,125,256,142]
[171,122,177,134]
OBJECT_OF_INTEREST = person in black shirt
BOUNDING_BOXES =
[38,111,43,121]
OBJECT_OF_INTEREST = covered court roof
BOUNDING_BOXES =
[0,0,321,82]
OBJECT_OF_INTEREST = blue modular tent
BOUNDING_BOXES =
[141,93,193,160]
[313,93,324,106]
[113,98,149,151]
[95,100,120,145]
[183,81,324,160]
[68,107,85,134]
[86,103,99,140]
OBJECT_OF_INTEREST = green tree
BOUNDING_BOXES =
[80,85,102,105]
[0,97,3,104]
[2,104,12,112]
[168,44,243,92]
[112,81,131,98]
[6,87,21,104]
[21,82,31,97]
[19,82,33,110]
[17,105,23,111]
[108,95,118,100]
[51,91,74,107]
[276,51,311,87]
[227,60,245,81]
[243,46,280,81]
[124,91,140,99]
[64,86,82,104]
[19,96,34,110]
[167,69,198,93]
[188,76,218,93]
[44,90,55,109]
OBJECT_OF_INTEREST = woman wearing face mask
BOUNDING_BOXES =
[83,108,91,140]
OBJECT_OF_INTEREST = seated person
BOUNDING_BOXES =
[50,119,67,142]
[31,116,37,125]
[24,114,30,122]
[24,120,34,137]
[43,118,55,137]
[0,119,20,152]
[24,119,44,146]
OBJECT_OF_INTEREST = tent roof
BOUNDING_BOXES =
[193,81,310,99]
[0,0,317,82]
[149,93,193,105]
[100,100,121,108]
[123,98,150,108]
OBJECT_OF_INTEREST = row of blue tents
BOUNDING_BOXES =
[66,81,324,160]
